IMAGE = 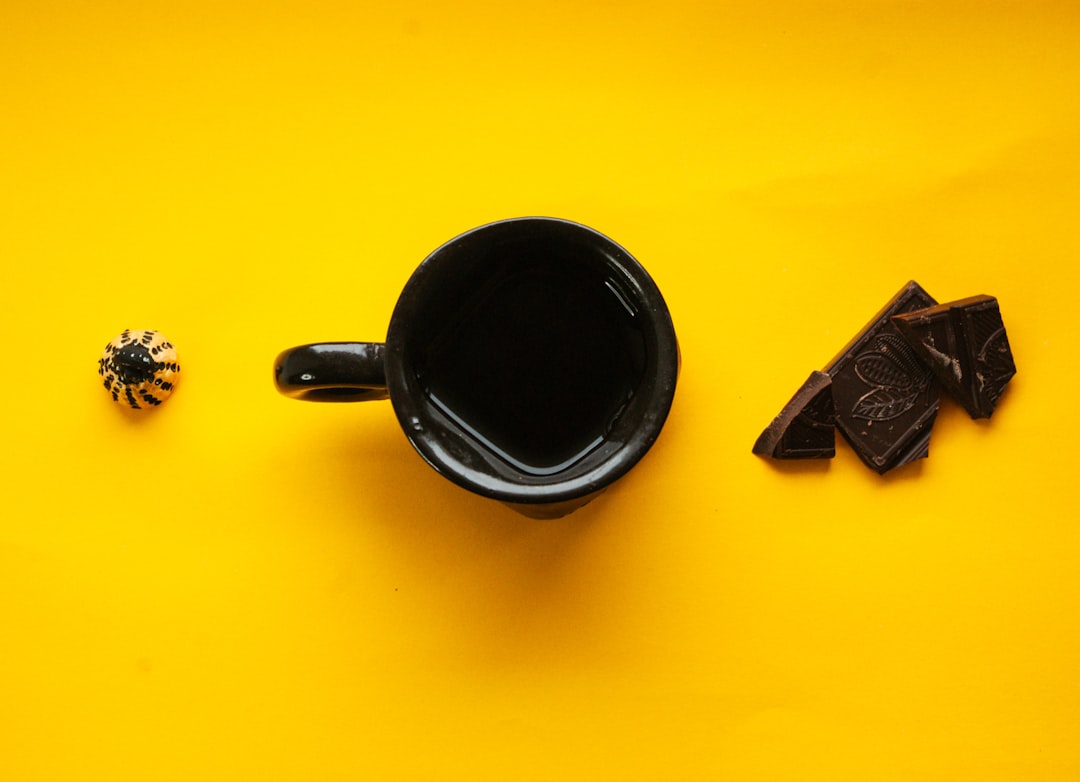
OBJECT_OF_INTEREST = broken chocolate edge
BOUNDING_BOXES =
[752,370,835,459]
[891,294,1017,419]
[824,280,939,375]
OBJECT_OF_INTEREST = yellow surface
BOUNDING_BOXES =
[2,1,1079,779]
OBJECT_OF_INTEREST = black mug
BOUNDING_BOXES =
[274,217,679,518]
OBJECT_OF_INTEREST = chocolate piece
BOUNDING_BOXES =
[753,371,835,459]
[891,295,1016,419]
[826,281,941,474]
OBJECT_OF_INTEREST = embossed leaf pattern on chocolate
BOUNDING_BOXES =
[977,326,1015,409]
[853,334,926,389]
[980,328,1010,367]
[852,388,920,421]
[851,334,933,421]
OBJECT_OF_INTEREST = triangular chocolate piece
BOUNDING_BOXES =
[753,370,836,459]
[891,295,1016,419]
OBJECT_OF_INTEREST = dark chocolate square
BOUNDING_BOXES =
[891,295,1016,419]
[826,281,941,474]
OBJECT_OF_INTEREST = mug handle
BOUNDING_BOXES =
[274,342,390,402]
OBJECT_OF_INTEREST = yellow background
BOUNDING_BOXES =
[2,1,1079,779]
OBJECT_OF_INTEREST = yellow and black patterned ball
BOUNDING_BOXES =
[98,329,180,409]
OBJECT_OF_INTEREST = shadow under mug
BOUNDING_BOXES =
[274,217,679,518]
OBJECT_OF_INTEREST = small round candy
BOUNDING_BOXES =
[99,329,180,409]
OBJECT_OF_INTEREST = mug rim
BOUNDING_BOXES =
[383,216,679,507]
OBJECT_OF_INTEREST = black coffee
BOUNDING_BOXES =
[418,256,646,476]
